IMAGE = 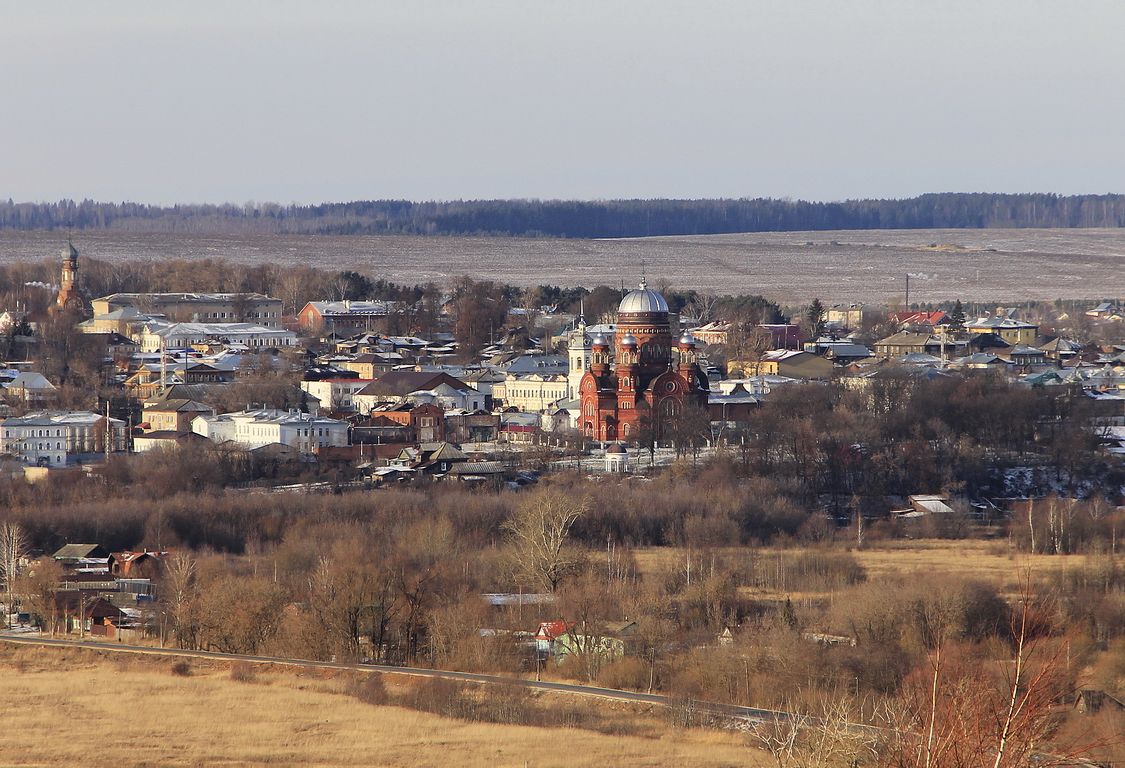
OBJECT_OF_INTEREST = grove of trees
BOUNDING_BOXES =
[4,193,1125,238]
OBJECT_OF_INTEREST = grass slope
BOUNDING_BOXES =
[0,645,766,768]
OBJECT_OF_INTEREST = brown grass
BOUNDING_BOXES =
[635,539,1119,597]
[0,644,769,768]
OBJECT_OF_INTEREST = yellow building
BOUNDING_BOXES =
[965,315,1038,346]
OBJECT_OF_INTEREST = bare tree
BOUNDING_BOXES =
[161,552,198,648]
[0,521,27,627]
[749,696,877,768]
[687,292,720,325]
[878,574,1084,768]
[16,558,62,636]
[504,489,588,593]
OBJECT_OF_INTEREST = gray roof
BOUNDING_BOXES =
[53,544,109,560]
[618,280,669,314]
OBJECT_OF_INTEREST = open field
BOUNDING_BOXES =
[634,539,1120,596]
[0,644,765,768]
[2,228,1123,304]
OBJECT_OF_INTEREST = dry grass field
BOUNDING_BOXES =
[0,644,767,768]
[2,227,1122,303]
[634,538,1118,598]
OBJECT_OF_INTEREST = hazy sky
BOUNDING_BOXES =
[3,1,1123,204]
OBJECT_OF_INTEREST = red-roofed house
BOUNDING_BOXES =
[889,311,949,332]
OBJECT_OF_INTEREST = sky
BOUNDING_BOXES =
[2,1,1123,205]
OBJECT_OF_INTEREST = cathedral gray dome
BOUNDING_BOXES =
[618,279,669,315]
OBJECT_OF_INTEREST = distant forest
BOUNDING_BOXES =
[2,193,1124,238]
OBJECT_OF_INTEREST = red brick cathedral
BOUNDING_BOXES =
[578,280,707,441]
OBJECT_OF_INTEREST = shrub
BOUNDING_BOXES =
[170,660,192,677]
[229,661,256,683]
[352,673,389,706]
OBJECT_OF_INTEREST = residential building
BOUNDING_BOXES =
[93,293,283,328]
[874,332,942,358]
[2,372,57,404]
[493,372,569,413]
[298,300,393,332]
[141,399,215,434]
[300,378,373,413]
[192,409,349,451]
[352,401,446,444]
[0,411,128,467]
[691,321,730,346]
[888,310,948,332]
[137,322,297,352]
[730,350,834,380]
[338,352,399,379]
[1086,302,1124,321]
[80,306,152,336]
[1040,337,1082,362]
[965,312,1039,346]
[392,441,468,474]
[352,371,483,413]
[825,304,876,331]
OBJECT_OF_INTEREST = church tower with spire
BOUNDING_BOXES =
[566,301,592,400]
[54,238,91,316]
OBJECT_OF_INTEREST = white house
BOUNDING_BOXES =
[0,411,128,467]
[353,381,484,415]
[137,322,297,352]
[192,409,349,451]
[300,378,373,413]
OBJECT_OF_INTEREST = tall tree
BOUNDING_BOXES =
[805,298,826,339]
[949,299,966,333]
[0,521,27,628]
[504,490,588,593]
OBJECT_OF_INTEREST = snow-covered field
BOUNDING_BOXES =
[1,228,1122,304]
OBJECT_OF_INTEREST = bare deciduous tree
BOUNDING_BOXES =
[504,489,588,593]
[0,521,27,627]
[16,558,62,636]
[161,552,198,648]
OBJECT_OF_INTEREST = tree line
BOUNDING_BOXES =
[3,193,1125,237]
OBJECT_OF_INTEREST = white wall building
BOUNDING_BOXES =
[353,381,485,416]
[192,409,349,451]
[137,321,297,352]
[0,411,128,467]
[300,378,373,413]
[494,373,570,413]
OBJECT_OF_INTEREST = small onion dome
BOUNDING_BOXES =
[591,333,609,348]
[620,332,638,347]
[678,331,697,348]
[605,442,627,454]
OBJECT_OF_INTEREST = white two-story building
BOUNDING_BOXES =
[137,321,297,352]
[0,411,128,467]
[191,409,349,452]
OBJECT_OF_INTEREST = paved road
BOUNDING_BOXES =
[0,633,791,724]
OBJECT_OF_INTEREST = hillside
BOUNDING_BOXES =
[0,643,764,768]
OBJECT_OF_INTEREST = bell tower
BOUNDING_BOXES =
[566,304,591,400]
[54,238,91,316]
